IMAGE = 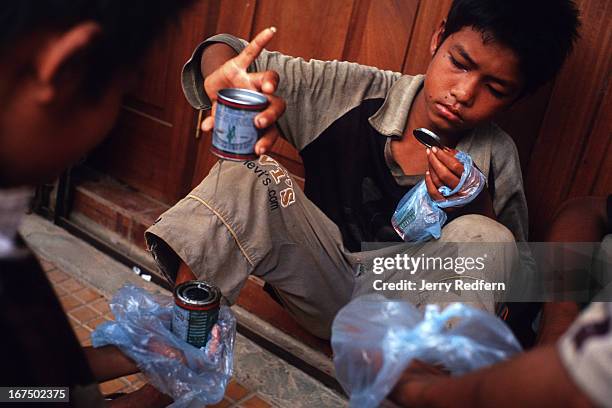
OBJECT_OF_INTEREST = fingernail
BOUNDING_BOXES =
[256,146,263,155]
[257,117,268,127]
[426,148,430,155]
[269,26,277,33]
[426,170,430,175]
[432,147,438,153]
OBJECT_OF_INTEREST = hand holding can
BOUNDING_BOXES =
[202,27,286,156]
[211,88,269,160]
[171,280,221,349]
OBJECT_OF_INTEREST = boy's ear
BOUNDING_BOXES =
[430,20,446,56]
[35,22,101,103]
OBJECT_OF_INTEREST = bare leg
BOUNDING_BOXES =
[175,262,197,286]
[538,196,607,345]
[83,345,139,383]
[107,384,173,408]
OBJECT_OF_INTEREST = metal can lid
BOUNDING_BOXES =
[218,88,268,108]
[175,280,221,306]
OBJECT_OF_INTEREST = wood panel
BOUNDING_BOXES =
[193,0,359,184]
[89,0,220,204]
[402,0,452,75]
[215,0,257,38]
[496,83,554,174]
[126,33,172,117]
[343,0,419,71]
[250,0,355,61]
[526,0,612,239]
[568,72,612,197]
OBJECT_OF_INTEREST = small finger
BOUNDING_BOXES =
[249,70,280,94]
[433,147,464,177]
[428,162,443,189]
[425,171,445,201]
[428,148,460,188]
[234,27,277,69]
[202,102,216,131]
[202,116,214,132]
[255,125,281,155]
[254,94,286,129]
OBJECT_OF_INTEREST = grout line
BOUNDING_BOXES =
[228,391,256,408]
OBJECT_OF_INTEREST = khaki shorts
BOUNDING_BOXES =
[146,157,518,339]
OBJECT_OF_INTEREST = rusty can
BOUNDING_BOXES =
[171,280,221,348]
[211,88,269,161]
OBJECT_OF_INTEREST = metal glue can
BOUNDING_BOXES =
[172,280,221,348]
[211,88,269,161]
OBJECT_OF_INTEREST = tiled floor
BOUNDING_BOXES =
[40,257,274,408]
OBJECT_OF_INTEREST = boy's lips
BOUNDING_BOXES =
[434,103,463,123]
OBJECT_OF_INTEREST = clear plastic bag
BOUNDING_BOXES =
[331,295,522,408]
[91,284,236,408]
[391,150,486,242]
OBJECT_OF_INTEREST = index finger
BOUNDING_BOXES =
[233,27,277,69]
[432,147,464,178]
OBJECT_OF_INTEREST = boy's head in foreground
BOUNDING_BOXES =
[422,0,579,137]
[0,1,193,188]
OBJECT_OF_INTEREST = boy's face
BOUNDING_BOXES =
[423,25,524,135]
[0,76,126,187]
[0,25,129,187]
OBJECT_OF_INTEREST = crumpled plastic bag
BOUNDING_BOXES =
[391,150,486,241]
[331,295,522,408]
[91,283,236,408]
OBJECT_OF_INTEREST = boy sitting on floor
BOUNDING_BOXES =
[146,0,580,340]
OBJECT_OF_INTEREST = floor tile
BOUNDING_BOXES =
[47,269,69,283]
[59,295,83,312]
[70,305,99,324]
[239,395,272,408]
[226,381,250,402]
[208,397,232,408]
[85,316,108,331]
[90,299,111,315]
[74,287,103,303]
[61,278,85,292]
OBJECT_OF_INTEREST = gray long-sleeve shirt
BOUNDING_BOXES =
[182,34,531,251]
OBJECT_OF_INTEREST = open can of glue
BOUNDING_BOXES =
[210,88,269,161]
[171,280,221,348]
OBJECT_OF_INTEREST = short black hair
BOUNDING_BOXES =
[442,0,580,94]
[0,1,194,97]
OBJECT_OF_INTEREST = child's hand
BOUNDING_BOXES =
[424,147,467,205]
[390,359,450,407]
[202,27,285,155]
[147,338,188,364]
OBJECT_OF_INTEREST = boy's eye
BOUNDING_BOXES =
[487,84,507,98]
[449,54,467,71]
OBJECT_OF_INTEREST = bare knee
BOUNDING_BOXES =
[442,214,515,243]
[547,196,607,242]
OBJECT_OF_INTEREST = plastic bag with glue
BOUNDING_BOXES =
[391,150,485,242]
[331,295,522,408]
[91,283,236,408]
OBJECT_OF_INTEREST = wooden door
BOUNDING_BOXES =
[190,0,611,239]
[525,0,612,238]
[88,1,221,205]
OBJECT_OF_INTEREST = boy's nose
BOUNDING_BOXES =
[451,77,477,107]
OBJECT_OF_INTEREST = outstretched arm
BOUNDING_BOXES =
[83,345,139,383]
[199,27,285,156]
[391,346,593,408]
